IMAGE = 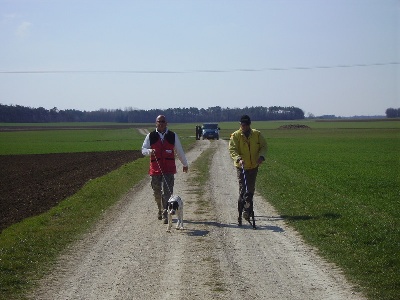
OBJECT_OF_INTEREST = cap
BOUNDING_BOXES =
[240,115,251,125]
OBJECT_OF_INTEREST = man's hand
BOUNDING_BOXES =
[183,166,188,173]
[257,156,265,165]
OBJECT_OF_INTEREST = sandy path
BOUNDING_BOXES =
[32,139,364,300]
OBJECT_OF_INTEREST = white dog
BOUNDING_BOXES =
[166,195,184,232]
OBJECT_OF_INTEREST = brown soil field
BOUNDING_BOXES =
[0,150,142,232]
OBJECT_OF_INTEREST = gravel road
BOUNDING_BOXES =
[32,139,365,300]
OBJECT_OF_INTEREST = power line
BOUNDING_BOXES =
[0,62,399,74]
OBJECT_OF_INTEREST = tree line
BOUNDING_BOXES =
[0,104,306,123]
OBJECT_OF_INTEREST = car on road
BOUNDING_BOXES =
[202,123,220,140]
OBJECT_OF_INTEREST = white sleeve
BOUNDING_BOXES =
[141,133,152,156]
[174,133,188,167]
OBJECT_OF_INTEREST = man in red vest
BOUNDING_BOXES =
[142,115,188,223]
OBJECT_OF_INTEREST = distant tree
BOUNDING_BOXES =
[307,113,315,119]
[385,108,400,118]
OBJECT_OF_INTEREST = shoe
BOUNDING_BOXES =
[163,218,168,224]
[157,211,162,220]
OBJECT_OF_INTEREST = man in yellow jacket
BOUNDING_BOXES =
[229,115,267,222]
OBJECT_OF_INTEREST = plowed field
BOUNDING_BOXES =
[0,150,142,232]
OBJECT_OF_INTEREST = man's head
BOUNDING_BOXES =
[156,115,167,132]
[240,115,251,131]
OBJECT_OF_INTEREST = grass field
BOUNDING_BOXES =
[0,120,399,299]
[256,121,399,300]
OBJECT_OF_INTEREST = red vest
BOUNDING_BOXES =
[149,130,176,175]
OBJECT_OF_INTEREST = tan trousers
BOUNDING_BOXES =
[151,174,174,212]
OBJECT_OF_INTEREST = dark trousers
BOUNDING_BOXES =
[236,166,258,200]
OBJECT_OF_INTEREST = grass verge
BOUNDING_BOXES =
[188,143,216,214]
[187,142,227,292]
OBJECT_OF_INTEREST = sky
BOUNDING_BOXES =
[0,0,399,117]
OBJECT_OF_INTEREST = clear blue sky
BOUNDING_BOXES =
[1,0,399,117]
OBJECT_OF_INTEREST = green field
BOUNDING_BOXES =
[0,120,399,299]
[257,122,399,300]
[0,123,194,155]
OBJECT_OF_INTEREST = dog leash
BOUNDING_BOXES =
[153,151,173,195]
[240,162,256,229]
[240,162,249,193]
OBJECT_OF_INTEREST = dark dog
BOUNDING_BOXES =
[238,191,256,229]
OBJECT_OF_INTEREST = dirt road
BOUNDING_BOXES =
[32,139,364,300]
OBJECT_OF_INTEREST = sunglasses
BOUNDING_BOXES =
[157,120,166,123]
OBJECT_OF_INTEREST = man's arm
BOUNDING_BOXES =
[258,132,267,160]
[228,132,241,163]
[255,132,267,165]
[174,133,188,169]
[141,133,153,156]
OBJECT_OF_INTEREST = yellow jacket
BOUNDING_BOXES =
[229,128,267,170]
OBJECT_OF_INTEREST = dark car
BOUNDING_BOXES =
[202,123,219,140]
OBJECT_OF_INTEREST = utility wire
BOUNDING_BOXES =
[0,62,399,74]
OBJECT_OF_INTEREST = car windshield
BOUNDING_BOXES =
[203,123,218,129]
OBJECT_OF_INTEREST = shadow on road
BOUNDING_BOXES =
[182,219,285,233]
